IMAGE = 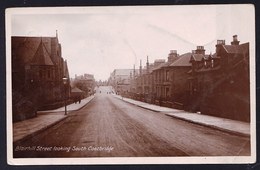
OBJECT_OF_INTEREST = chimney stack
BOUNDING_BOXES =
[195,46,205,55]
[215,39,225,54]
[217,40,225,45]
[231,35,240,45]
[168,50,178,62]
[146,56,149,74]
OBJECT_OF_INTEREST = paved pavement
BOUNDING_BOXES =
[13,95,94,144]
[115,95,180,112]
[13,92,250,145]
[113,95,250,137]
[14,88,250,157]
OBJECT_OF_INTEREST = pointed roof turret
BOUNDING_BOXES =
[31,38,54,66]
[64,59,70,78]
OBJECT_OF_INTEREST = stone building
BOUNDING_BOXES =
[150,59,166,98]
[132,57,155,102]
[109,69,135,95]
[111,35,250,122]
[150,51,192,108]
[187,35,250,122]
[153,50,179,100]
[168,52,192,107]
[12,32,70,121]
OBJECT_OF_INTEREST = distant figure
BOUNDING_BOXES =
[76,96,81,104]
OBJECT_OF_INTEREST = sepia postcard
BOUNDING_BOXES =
[6,4,256,165]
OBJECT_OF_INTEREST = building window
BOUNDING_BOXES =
[48,70,51,78]
[166,70,170,81]
[166,87,170,97]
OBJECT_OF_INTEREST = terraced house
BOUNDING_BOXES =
[123,35,250,122]
[188,35,250,122]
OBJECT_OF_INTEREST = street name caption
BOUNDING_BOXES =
[15,145,114,153]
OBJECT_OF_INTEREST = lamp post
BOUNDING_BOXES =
[63,77,68,115]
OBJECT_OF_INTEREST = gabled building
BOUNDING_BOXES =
[168,52,192,106]
[150,59,166,98]
[12,32,70,121]
[149,51,192,108]
[152,50,179,100]
[187,35,250,122]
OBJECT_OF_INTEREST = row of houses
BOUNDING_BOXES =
[12,32,71,122]
[109,35,250,122]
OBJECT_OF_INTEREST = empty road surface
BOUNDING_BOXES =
[13,86,250,158]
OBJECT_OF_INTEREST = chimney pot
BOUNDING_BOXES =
[217,40,225,45]
[195,46,205,55]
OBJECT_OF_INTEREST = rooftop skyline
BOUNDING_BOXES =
[10,5,254,81]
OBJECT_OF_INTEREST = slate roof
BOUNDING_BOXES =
[190,54,204,61]
[71,87,84,93]
[151,62,167,71]
[157,55,180,68]
[239,43,249,53]
[12,36,57,65]
[151,59,166,71]
[31,39,54,66]
[190,53,217,62]
[161,60,175,68]
[223,42,249,54]
[170,52,192,67]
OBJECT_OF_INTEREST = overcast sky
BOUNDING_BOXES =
[10,5,254,81]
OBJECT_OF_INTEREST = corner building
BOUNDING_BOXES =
[12,32,70,121]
